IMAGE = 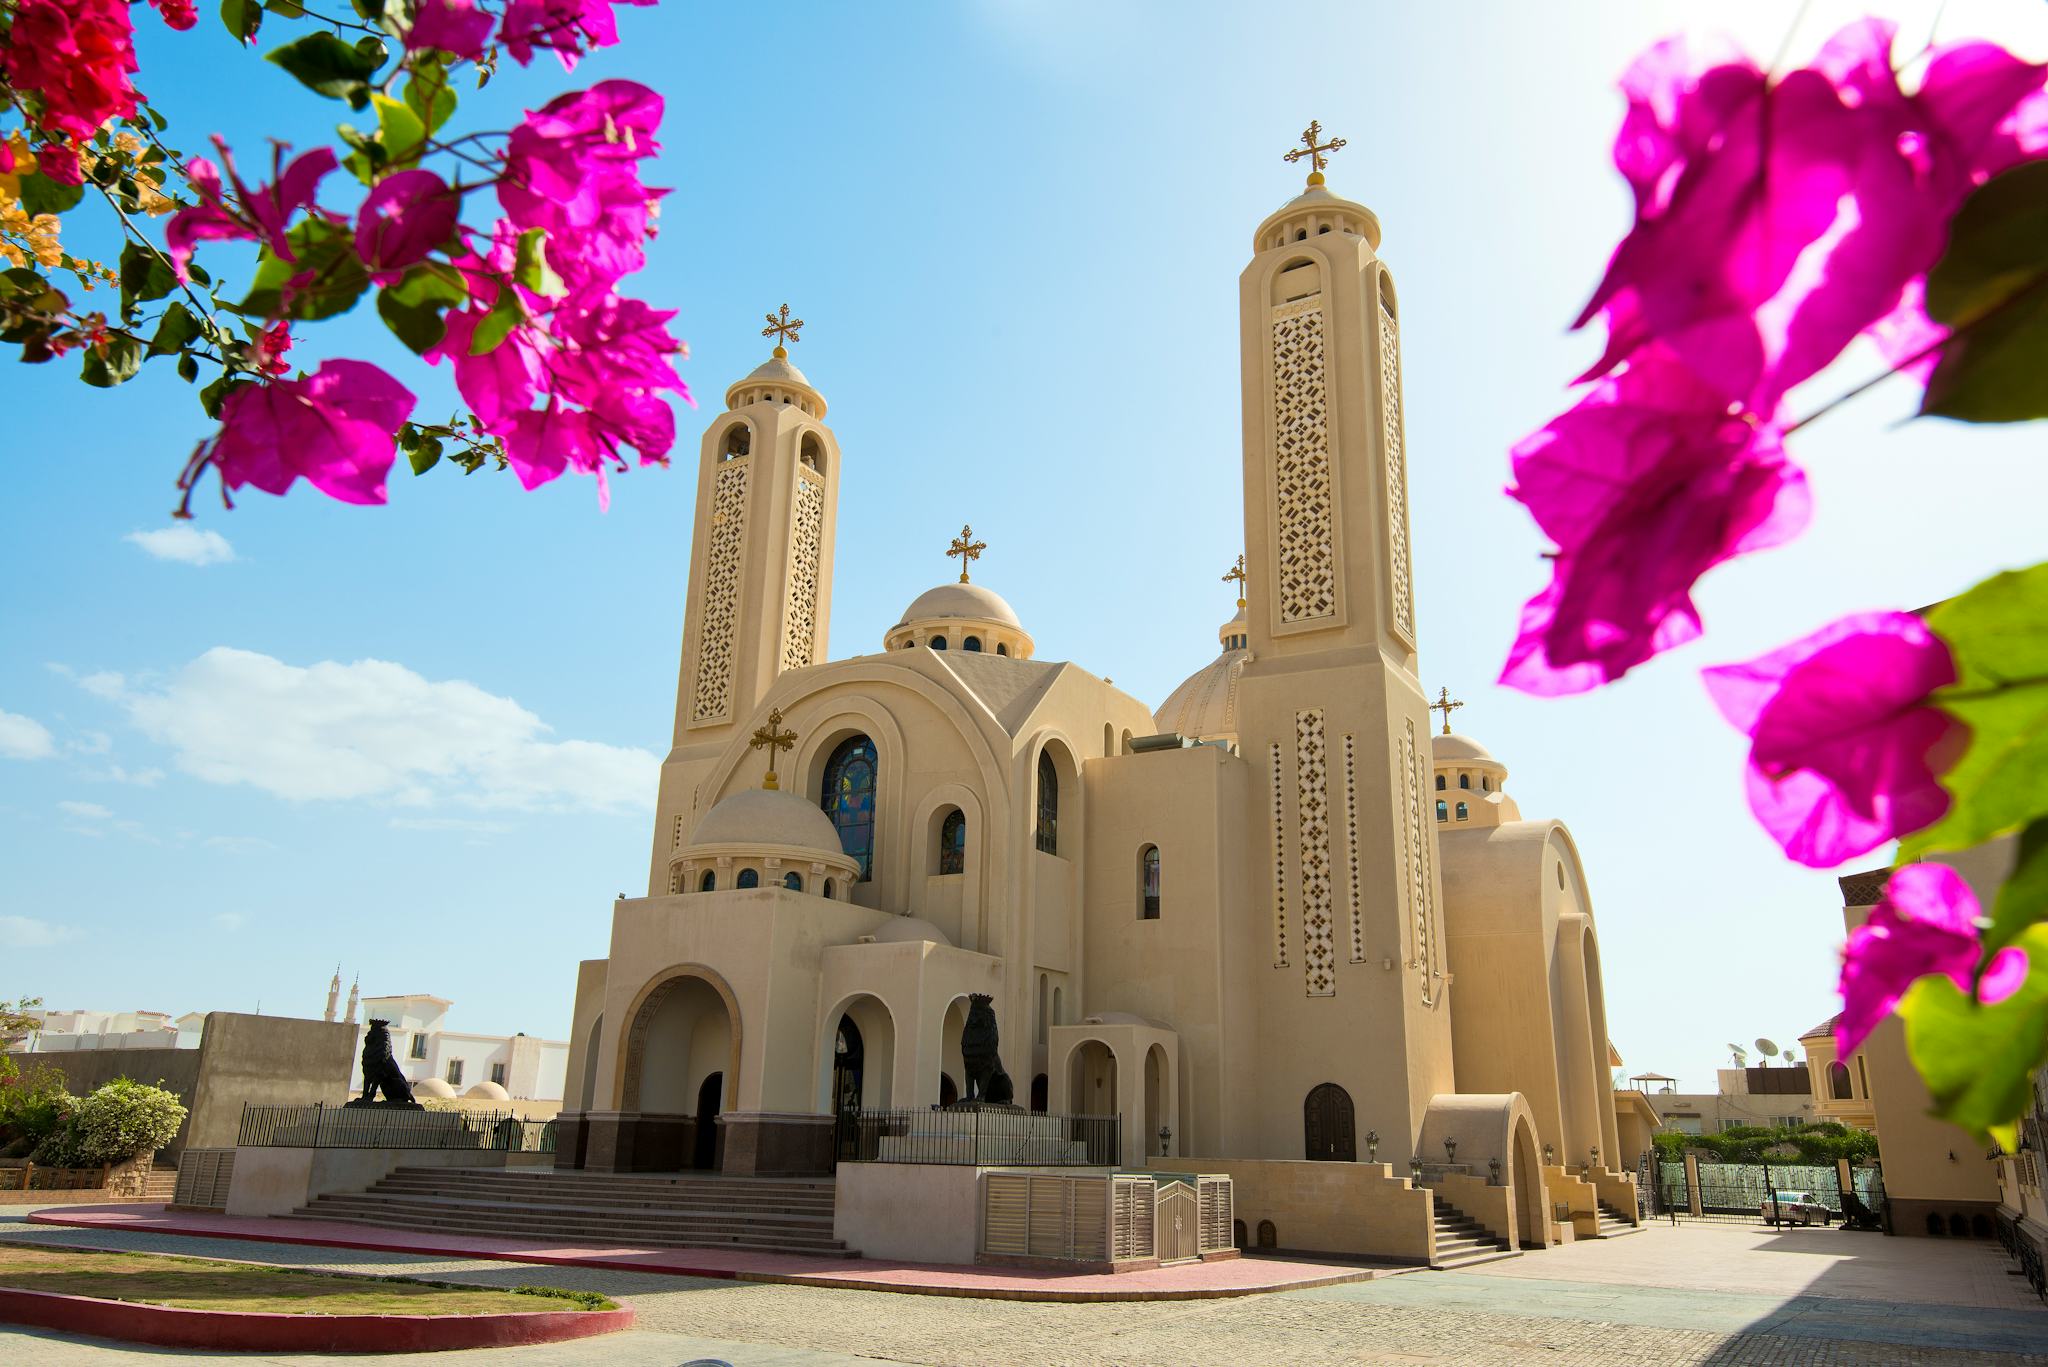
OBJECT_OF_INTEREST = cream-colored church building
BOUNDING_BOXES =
[554,144,1636,1259]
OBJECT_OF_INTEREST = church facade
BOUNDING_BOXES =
[554,149,1631,1254]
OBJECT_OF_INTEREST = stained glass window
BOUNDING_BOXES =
[939,809,966,874]
[1036,750,1059,855]
[822,735,878,880]
[784,871,803,891]
[1435,799,1448,822]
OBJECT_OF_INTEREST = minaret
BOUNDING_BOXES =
[648,306,842,890]
[324,967,341,1023]
[344,975,359,1025]
[1233,124,1453,1150]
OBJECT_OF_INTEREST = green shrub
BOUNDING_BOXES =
[0,1060,72,1150]
[505,1285,617,1311]
[31,1078,186,1167]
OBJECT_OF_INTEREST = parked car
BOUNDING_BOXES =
[1762,1190,1832,1226]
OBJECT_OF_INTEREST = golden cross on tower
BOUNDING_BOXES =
[1222,553,1248,609]
[946,524,987,583]
[1283,119,1347,186]
[748,706,798,790]
[761,303,804,358]
[1429,687,1465,737]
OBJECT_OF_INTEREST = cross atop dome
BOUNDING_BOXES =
[749,706,798,789]
[1222,553,1247,609]
[762,302,804,359]
[1283,119,1346,187]
[946,524,987,583]
[1429,687,1464,736]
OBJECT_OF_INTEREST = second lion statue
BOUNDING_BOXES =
[959,993,1015,1106]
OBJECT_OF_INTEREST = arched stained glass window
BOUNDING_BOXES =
[784,871,803,891]
[736,867,760,888]
[699,869,716,892]
[1459,773,1471,790]
[963,636,982,652]
[821,735,878,881]
[1455,801,1469,821]
[930,636,948,650]
[1435,799,1448,822]
[1435,774,1446,791]
[1140,845,1160,919]
[939,809,966,874]
[1036,750,1059,855]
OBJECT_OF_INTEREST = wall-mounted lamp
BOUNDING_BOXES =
[1444,1136,1458,1163]
[1543,1142,1555,1166]
[1365,1129,1379,1162]
[1158,1125,1172,1157]
[1488,1155,1502,1186]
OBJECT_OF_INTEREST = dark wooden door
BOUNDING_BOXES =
[1304,1083,1356,1161]
[694,1071,722,1170]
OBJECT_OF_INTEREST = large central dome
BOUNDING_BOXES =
[896,582,1021,629]
[885,580,1034,658]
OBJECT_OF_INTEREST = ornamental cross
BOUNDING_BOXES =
[762,303,804,356]
[1429,686,1464,736]
[946,524,987,583]
[1222,553,1248,607]
[749,707,798,790]
[1283,119,1347,179]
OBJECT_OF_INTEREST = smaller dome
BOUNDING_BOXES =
[1153,608,1250,743]
[691,786,844,855]
[412,1077,456,1098]
[1432,732,1496,763]
[740,354,811,389]
[463,1080,510,1101]
[724,350,827,418]
[872,916,951,946]
[897,582,1022,629]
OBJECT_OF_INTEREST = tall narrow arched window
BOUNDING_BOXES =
[1436,799,1448,822]
[736,867,760,888]
[820,735,878,880]
[1435,774,1446,791]
[1455,801,1469,821]
[783,871,803,891]
[720,423,750,459]
[938,809,966,875]
[963,636,982,652]
[1139,845,1161,920]
[699,869,716,892]
[822,877,835,899]
[996,643,1008,656]
[1459,773,1471,789]
[1482,776,1491,791]
[1828,1060,1853,1100]
[800,432,824,473]
[1035,750,1059,855]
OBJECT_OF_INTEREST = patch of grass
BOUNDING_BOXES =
[0,1245,617,1316]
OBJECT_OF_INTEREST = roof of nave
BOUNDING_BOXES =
[930,649,1064,735]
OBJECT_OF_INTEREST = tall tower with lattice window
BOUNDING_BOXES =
[648,330,841,891]
[1232,146,1453,1154]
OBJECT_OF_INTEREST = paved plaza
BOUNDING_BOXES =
[2,1207,2044,1365]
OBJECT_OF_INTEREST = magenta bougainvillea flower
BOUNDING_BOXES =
[406,0,494,59]
[167,143,337,281]
[1837,863,2028,1056]
[209,360,416,505]
[1,0,140,144]
[147,0,199,31]
[354,170,461,283]
[1499,351,1809,695]
[1703,611,1961,868]
[35,143,82,186]
[499,80,664,287]
[499,0,652,70]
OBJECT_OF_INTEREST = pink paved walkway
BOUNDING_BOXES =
[26,1205,1394,1302]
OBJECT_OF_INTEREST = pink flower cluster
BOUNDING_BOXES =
[1503,22,2047,698]
[1837,863,2027,1057]
[404,0,653,68]
[2,0,141,184]
[167,142,339,283]
[427,80,687,506]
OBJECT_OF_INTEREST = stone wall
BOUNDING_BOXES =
[1161,1157,1432,1262]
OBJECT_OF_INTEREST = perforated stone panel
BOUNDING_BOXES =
[1345,733,1364,963]
[1399,717,1438,996]
[781,470,825,671]
[1271,302,1336,624]
[1297,709,1334,996]
[690,461,749,723]
[1270,741,1289,968]
[1381,303,1415,643]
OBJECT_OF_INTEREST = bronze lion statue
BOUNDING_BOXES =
[356,1018,417,1106]
[960,993,1014,1105]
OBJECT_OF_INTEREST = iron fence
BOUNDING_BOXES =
[237,1102,555,1152]
[1649,1155,1884,1228]
[833,1107,1119,1167]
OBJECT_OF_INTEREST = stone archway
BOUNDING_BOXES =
[818,993,897,1115]
[1070,1040,1118,1119]
[1511,1112,1549,1248]
[605,966,743,1173]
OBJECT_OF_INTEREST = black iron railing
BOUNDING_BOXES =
[237,1102,554,1152]
[832,1107,1118,1167]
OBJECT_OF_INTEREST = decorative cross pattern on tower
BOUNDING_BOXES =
[1430,687,1464,736]
[749,706,798,790]
[1283,120,1346,183]
[762,303,804,357]
[1223,553,1248,608]
[946,524,986,583]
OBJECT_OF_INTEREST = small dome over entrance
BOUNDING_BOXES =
[691,787,843,855]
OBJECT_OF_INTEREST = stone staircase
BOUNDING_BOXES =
[141,1166,179,1202]
[284,1166,856,1257]
[1594,1198,1641,1238]
[1430,1197,1516,1269]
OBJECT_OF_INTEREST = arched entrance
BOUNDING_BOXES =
[694,1071,722,1170]
[1069,1040,1118,1119]
[1511,1113,1547,1247]
[1144,1045,1168,1157]
[1304,1083,1355,1161]
[619,974,736,1116]
[577,1012,603,1112]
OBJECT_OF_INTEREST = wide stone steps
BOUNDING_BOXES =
[284,1165,855,1258]
[1594,1198,1641,1238]
[1431,1197,1517,1270]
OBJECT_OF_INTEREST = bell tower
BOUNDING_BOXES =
[1232,127,1453,1153]
[648,306,841,890]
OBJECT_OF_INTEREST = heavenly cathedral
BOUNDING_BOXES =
[553,128,1633,1259]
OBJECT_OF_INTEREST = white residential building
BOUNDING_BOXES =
[346,993,567,1103]
[13,1008,206,1052]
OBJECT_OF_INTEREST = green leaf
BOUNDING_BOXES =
[1986,818,2048,956]
[148,302,204,357]
[468,286,525,356]
[1900,562,2048,859]
[376,285,447,354]
[79,336,145,388]
[372,93,426,170]
[1922,162,2048,423]
[388,261,467,309]
[220,0,263,44]
[263,0,304,14]
[402,56,457,136]
[240,219,370,323]
[18,171,84,217]
[119,243,179,317]
[402,429,444,476]
[512,228,548,293]
[176,353,200,383]
[1901,924,2048,1147]
[266,32,384,105]
[198,373,242,419]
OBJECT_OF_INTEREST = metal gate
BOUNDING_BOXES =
[1654,1156,1858,1225]
[1156,1181,1199,1263]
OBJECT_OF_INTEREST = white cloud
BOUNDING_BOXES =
[57,800,113,820]
[0,708,55,760]
[78,671,125,700]
[126,525,235,566]
[1,915,74,948]
[104,647,657,812]
[212,912,246,931]
[69,731,112,756]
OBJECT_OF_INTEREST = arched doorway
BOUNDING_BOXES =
[1030,1073,1048,1113]
[939,1073,958,1106]
[694,1071,722,1170]
[1144,1045,1167,1157]
[577,1012,603,1112]
[1511,1113,1547,1247]
[1304,1083,1355,1161]
[1069,1040,1118,1117]
[939,996,970,1104]
[619,973,737,1118]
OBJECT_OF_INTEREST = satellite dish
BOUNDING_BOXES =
[1727,1042,1748,1064]
[1781,1049,1796,1064]
[1755,1037,1779,1063]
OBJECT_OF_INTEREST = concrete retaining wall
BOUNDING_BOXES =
[833,1162,984,1265]
[1164,1157,1432,1262]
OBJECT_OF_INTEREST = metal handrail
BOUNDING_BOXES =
[237,1102,555,1152]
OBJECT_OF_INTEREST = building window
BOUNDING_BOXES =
[822,877,835,899]
[1435,799,1448,822]
[737,867,760,889]
[1435,774,1445,791]
[1139,845,1161,919]
[1035,750,1059,855]
[719,423,750,459]
[930,635,948,650]
[1455,801,1468,820]
[939,809,966,874]
[821,734,879,880]
[784,871,803,891]
[800,432,824,472]
[446,1059,464,1087]
[699,869,716,892]
[963,636,982,652]
[1481,776,1490,791]
[409,1034,427,1060]
[1829,1060,1853,1100]
[490,1062,506,1087]
[1459,774,1470,789]
[996,643,1008,656]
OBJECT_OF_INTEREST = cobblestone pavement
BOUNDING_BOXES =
[5,1208,2045,1365]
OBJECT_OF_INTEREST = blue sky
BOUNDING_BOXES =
[4,0,2045,1093]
